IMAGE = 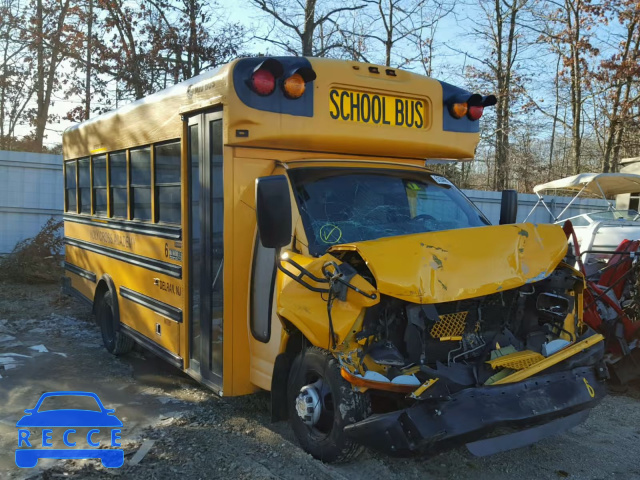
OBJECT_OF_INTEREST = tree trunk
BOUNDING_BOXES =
[493,0,518,191]
[567,0,582,174]
[602,17,638,173]
[34,0,71,151]
[612,73,636,171]
[548,54,561,180]
[302,0,317,56]
[0,33,8,148]
[85,0,93,120]
[190,0,199,76]
[34,0,44,152]
[385,0,393,66]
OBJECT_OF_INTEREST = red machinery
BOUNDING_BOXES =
[563,220,640,383]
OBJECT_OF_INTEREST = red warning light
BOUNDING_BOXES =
[250,69,276,96]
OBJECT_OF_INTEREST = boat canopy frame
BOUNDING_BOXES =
[524,173,640,223]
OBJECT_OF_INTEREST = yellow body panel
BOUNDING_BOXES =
[63,58,478,161]
[329,223,568,304]
[120,299,181,353]
[277,253,379,349]
[227,154,278,395]
[64,242,184,356]
[65,221,183,271]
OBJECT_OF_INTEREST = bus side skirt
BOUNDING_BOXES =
[271,353,290,422]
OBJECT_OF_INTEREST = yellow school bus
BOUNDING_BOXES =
[63,56,607,462]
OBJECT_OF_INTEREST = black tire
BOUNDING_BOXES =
[287,346,371,463]
[97,290,134,355]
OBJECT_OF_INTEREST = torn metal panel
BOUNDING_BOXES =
[277,252,379,349]
[329,223,568,304]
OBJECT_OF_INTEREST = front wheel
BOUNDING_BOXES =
[287,347,371,463]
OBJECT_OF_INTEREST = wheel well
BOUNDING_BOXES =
[285,326,308,359]
[92,280,110,317]
[271,323,310,422]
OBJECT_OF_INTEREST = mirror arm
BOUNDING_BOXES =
[274,254,378,300]
[285,256,330,284]
[332,276,377,300]
[276,254,331,294]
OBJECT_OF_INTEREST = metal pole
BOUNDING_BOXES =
[556,184,589,220]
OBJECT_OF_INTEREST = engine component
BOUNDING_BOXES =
[368,341,405,366]
[536,292,570,317]
[357,266,580,384]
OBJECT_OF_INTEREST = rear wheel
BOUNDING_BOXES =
[287,346,370,463]
[97,290,134,355]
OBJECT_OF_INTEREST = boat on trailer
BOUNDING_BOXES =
[527,173,640,384]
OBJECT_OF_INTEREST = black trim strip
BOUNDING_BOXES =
[64,214,182,240]
[120,286,182,323]
[234,144,429,162]
[64,237,182,279]
[120,323,183,369]
[64,261,97,283]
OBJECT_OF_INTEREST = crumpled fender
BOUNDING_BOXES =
[276,252,379,349]
[329,223,568,304]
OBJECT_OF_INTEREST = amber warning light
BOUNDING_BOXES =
[448,93,497,121]
[248,58,316,99]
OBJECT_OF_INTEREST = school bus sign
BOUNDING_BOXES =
[328,87,427,129]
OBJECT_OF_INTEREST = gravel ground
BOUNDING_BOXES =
[1,282,640,480]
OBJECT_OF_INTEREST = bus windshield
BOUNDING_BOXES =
[289,168,491,256]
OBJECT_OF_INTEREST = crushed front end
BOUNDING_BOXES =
[278,222,608,457]
[337,277,607,456]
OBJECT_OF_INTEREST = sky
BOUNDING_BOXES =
[39,0,481,146]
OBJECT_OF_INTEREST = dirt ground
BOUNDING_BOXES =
[1,281,640,480]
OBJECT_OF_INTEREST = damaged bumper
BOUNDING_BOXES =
[344,365,605,456]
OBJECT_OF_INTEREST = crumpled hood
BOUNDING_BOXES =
[329,223,569,304]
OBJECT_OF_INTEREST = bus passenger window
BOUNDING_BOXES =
[65,161,77,213]
[130,147,152,221]
[92,155,107,216]
[78,158,90,214]
[155,141,181,224]
[109,152,127,219]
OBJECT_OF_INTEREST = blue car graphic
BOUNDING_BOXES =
[15,391,124,468]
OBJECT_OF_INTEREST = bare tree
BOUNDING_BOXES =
[414,0,455,76]
[145,0,246,83]
[99,0,148,100]
[84,0,93,120]
[31,0,74,151]
[596,0,640,172]
[353,0,454,68]
[0,0,36,149]
[249,0,365,56]
[461,0,529,190]
[535,0,599,174]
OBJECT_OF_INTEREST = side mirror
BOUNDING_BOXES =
[499,189,518,225]
[255,175,292,249]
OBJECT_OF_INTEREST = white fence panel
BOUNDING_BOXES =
[463,189,610,225]
[0,150,63,255]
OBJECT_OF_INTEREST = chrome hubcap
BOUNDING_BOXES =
[295,382,322,426]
